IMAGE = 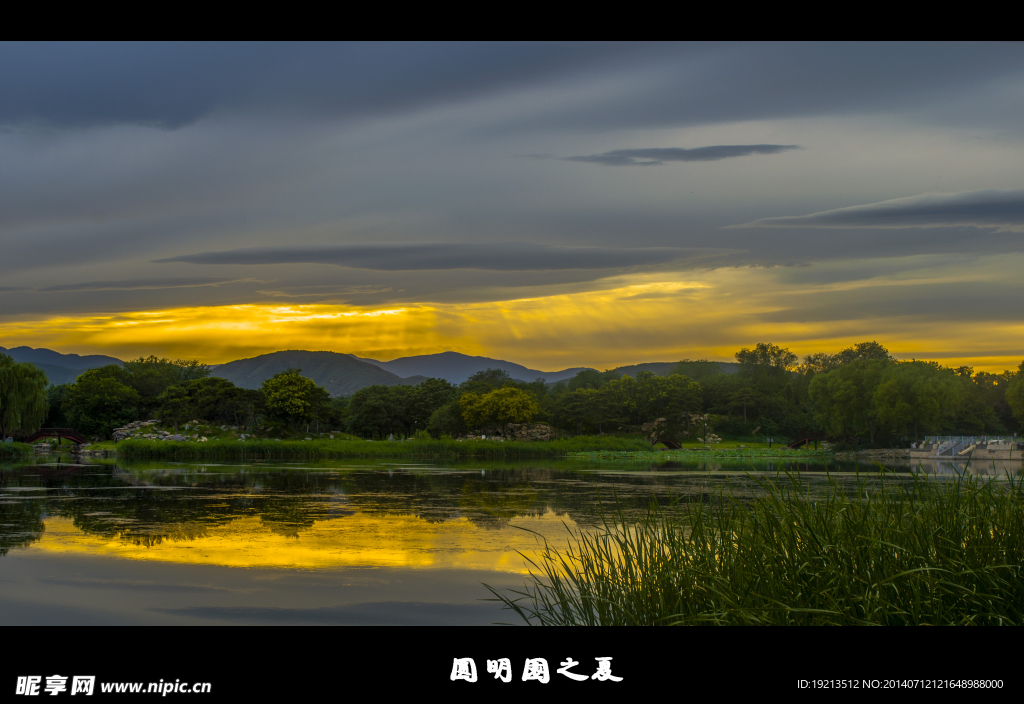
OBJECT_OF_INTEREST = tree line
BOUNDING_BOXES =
[2,342,1024,445]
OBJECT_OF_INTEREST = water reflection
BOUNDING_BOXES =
[1,456,1020,571]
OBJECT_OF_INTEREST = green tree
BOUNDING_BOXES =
[699,373,745,415]
[348,385,394,439]
[947,368,1003,434]
[44,383,72,428]
[183,377,245,425]
[599,371,700,427]
[327,396,350,430]
[0,354,48,439]
[121,356,210,414]
[307,385,332,433]
[601,373,654,426]
[460,368,512,395]
[64,367,142,439]
[801,341,891,374]
[736,343,798,397]
[459,392,488,429]
[728,387,759,424]
[1006,362,1024,428]
[426,401,467,437]
[260,369,327,431]
[486,387,540,426]
[736,342,798,371]
[564,369,606,391]
[972,369,1018,433]
[809,359,889,443]
[656,374,704,441]
[410,378,458,430]
[157,385,191,432]
[551,388,599,435]
[460,387,539,429]
[873,362,959,442]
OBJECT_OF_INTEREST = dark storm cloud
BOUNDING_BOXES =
[564,144,799,166]
[536,43,1024,132]
[733,189,1024,232]
[2,43,1021,130]
[0,42,659,129]
[761,280,1024,324]
[37,277,256,292]
[156,243,728,271]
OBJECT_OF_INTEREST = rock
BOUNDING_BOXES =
[500,423,558,441]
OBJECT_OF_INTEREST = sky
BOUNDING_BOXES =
[1,41,1023,372]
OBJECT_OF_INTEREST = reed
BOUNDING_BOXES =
[487,469,1024,625]
[117,435,653,460]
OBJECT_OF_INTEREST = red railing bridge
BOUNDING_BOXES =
[786,436,827,450]
[22,428,89,445]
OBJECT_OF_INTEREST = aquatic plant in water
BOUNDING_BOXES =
[486,469,1024,625]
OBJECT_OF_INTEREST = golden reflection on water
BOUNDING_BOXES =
[34,511,582,573]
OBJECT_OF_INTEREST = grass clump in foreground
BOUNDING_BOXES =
[487,471,1024,625]
[0,442,33,459]
[117,435,653,459]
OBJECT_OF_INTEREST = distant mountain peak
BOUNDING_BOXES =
[210,349,410,396]
[354,350,592,384]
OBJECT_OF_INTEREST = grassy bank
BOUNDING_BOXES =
[0,442,33,459]
[488,471,1024,625]
[117,435,654,460]
[571,448,833,461]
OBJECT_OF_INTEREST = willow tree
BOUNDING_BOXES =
[0,354,48,439]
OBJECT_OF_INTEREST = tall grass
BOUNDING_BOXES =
[0,442,33,459]
[487,470,1024,625]
[117,435,653,460]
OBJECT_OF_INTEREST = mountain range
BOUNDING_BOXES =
[352,351,589,385]
[2,345,737,395]
[211,351,424,396]
[0,346,123,385]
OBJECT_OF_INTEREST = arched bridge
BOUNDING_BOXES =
[22,428,89,445]
[787,436,827,450]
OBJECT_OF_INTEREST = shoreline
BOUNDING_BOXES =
[113,437,654,460]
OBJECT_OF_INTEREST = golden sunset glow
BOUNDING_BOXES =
[32,513,581,572]
[3,263,1021,372]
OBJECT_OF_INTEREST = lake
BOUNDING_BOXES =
[2,454,1019,625]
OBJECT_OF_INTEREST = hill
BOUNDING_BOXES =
[0,346,122,369]
[1,346,123,386]
[353,351,592,384]
[211,350,413,396]
[611,361,740,378]
[31,363,97,386]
